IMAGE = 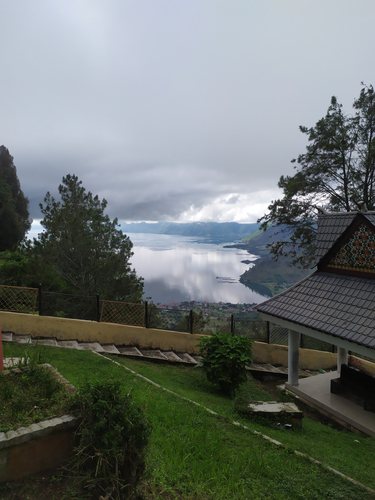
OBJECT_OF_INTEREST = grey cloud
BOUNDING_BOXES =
[1,1,375,223]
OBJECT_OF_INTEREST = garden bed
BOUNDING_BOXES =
[0,364,78,482]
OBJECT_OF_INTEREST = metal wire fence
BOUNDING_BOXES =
[0,284,336,352]
[42,291,98,321]
[148,307,231,334]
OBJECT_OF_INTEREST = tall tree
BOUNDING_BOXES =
[0,146,31,251]
[34,174,144,301]
[258,84,375,268]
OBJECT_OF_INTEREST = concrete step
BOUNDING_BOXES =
[31,338,59,347]
[1,332,13,342]
[78,342,105,352]
[176,352,198,364]
[139,349,169,361]
[118,346,143,356]
[101,344,121,355]
[249,363,287,375]
[163,351,184,362]
[57,340,81,349]
[12,334,31,344]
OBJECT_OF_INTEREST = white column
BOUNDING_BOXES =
[337,347,348,373]
[288,329,300,386]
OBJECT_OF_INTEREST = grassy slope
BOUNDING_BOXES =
[3,343,375,500]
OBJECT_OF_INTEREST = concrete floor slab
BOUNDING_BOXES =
[285,371,375,437]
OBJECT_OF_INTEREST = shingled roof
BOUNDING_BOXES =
[256,211,375,351]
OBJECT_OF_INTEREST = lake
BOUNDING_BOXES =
[127,233,270,305]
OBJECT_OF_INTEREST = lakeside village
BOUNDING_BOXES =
[155,301,260,320]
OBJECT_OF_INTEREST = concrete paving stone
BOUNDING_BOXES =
[29,423,43,432]
[5,431,18,440]
[60,415,77,423]
[118,346,143,356]
[101,344,120,354]
[15,427,29,436]
[139,349,168,360]
[1,333,13,342]
[162,351,183,362]
[78,342,105,352]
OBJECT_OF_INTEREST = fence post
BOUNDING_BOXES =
[96,294,100,322]
[145,301,149,328]
[230,314,234,335]
[38,284,43,316]
[266,321,270,344]
[190,310,194,334]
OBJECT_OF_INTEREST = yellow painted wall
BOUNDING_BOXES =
[0,311,204,354]
[252,341,337,370]
[0,311,372,373]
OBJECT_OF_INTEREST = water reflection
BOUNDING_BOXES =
[128,233,269,304]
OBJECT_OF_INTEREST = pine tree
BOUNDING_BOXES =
[34,174,143,301]
[0,146,31,251]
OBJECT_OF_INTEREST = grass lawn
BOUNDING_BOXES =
[2,342,375,500]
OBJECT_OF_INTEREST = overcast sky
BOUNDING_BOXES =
[1,1,375,224]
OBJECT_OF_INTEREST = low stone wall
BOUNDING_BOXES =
[1,311,372,373]
[0,311,203,354]
[0,364,79,482]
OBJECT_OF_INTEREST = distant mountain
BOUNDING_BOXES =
[121,221,260,242]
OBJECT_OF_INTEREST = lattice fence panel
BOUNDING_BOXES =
[201,314,231,335]
[234,320,268,341]
[301,335,334,352]
[269,325,289,346]
[0,285,38,314]
[150,309,190,332]
[101,301,145,326]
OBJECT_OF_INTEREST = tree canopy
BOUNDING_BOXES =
[32,174,144,301]
[258,84,375,268]
[0,146,31,251]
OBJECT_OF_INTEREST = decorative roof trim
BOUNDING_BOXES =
[318,213,375,279]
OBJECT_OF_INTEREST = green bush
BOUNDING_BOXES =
[197,332,253,397]
[70,380,152,499]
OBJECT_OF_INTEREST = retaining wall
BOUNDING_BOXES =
[1,311,372,372]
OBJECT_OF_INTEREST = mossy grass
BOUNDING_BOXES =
[0,364,71,432]
[2,342,375,499]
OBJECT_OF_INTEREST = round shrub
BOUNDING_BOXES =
[197,331,253,397]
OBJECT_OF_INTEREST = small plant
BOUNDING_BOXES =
[70,380,152,499]
[197,331,253,397]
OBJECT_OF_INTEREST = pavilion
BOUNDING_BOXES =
[256,210,375,434]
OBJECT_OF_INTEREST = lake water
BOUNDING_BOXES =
[127,233,270,305]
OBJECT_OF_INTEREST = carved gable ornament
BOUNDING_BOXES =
[320,214,375,279]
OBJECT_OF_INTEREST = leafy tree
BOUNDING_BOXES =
[0,250,68,291]
[33,174,143,301]
[0,146,31,251]
[258,84,375,268]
